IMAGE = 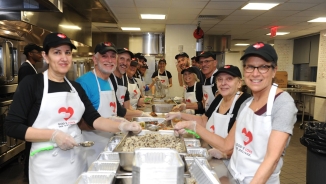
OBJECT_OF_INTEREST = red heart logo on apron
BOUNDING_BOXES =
[203,93,208,100]
[242,128,253,146]
[110,102,116,113]
[161,80,165,83]
[186,99,191,103]
[58,107,74,121]
[210,125,215,132]
[134,90,138,95]
[121,95,125,99]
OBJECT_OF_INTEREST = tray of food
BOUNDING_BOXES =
[113,131,188,171]
[184,138,201,147]
[75,172,115,184]
[152,104,176,113]
[88,161,120,173]
[186,147,209,158]
[97,152,120,162]
[133,117,173,131]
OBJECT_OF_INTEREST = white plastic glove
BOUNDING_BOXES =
[208,148,227,159]
[174,121,196,135]
[119,121,142,134]
[141,112,152,117]
[165,112,181,120]
[172,103,186,112]
[183,109,195,115]
[50,130,77,150]
[108,116,130,123]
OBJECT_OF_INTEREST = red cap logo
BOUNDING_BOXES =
[253,42,264,49]
[123,48,129,51]
[200,51,205,55]
[224,65,230,68]
[57,33,67,39]
[104,42,112,46]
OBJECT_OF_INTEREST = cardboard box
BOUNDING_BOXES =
[274,71,288,88]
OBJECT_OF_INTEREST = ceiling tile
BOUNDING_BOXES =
[260,10,300,17]
[205,1,246,9]
[293,10,326,17]
[135,0,170,8]
[117,19,141,24]
[171,1,208,8]
[218,20,248,25]
[104,0,134,7]
[111,7,137,14]
[137,8,169,14]
[273,2,319,11]
[168,8,202,15]
[231,10,266,16]
[200,9,234,15]
[223,15,256,21]
[167,13,198,20]
[307,2,326,10]
[116,14,139,19]
[166,19,194,24]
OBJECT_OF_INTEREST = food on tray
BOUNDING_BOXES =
[139,122,146,129]
[150,111,158,117]
[121,133,184,152]
[188,178,197,184]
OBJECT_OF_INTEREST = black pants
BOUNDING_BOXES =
[24,142,31,178]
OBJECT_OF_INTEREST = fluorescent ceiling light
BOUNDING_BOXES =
[308,17,326,22]
[141,14,165,19]
[266,32,290,36]
[242,3,279,10]
[235,43,249,46]
[59,25,81,30]
[121,27,141,31]
[4,30,10,34]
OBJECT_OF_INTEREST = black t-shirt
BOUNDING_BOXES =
[205,92,251,132]
[151,70,172,79]
[5,73,101,140]
[110,74,130,102]
[185,83,204,114]
[203,71,218,96]
[192,66,205,85]
[18,61,37,84]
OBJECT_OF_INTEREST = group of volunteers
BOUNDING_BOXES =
[5,32,297,184]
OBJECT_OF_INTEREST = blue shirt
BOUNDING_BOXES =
[76,71,112,110]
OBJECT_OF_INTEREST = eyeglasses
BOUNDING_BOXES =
[199,59,214,64]
[244,65,274,74]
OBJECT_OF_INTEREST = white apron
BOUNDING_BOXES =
[157,70,169,94]
[29,70,86,184]
[229,84,280,184]
[135,70,145,96]
[112,74,128,106]
[83,70,117,167]
[202,69,218,111]
[26,60,38,73]
[206,92,240,138]
[127,76,141,110]
[183,82,198,115]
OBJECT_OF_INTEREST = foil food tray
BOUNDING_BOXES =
[186,147,209,158]
[88,161,120,173]
[185,157,211,170]
[184,138,201,147]
[152,104,176,113]
[113,131,188,171]
[104,142,119,152]
[97,152,120,162]
[109,136,123,144]
[189,158,220,184]
[75,172,115,184]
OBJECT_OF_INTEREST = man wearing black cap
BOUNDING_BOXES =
[133,53,147,95]
[175,52,204,86]
[126,60,145,109]
[18,43,43,83]
[197,51,218,111]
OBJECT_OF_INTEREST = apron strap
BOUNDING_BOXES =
[203,69,218,86]
[93,69,102,93]
[26,60,38,74]
[228,91,241,115]
[266,83,278,116]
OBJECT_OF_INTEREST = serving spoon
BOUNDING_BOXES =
[30,141,95,156]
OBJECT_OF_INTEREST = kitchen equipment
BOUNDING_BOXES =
[75,172,115,184]
[30,141,94,156]
[186,147,209,158]
[152,104,176,113]
[189,158,220,184]
[97,152,120,162]
[88,160,120,173]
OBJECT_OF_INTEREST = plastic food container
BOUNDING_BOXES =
[88,161,119,173]
[75,172,115,184]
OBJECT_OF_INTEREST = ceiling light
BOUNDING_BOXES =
[266,32,289,36]
[141,14,165,20]
[121,27,141,31]
[59,25,81,30]
[242,3,279,10]
[235,43,249,46]
[4,30,10,34]
[308,17,326,22]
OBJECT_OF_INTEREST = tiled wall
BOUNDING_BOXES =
[165,24,197,97]
[274,39,294,80]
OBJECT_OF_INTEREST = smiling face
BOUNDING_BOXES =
[243,56,277,94]
[158,61,166,71]
[199,56,217,78]
[177,56,189,70]
[126,65,137,78]
[117,52,131,74]
[94,50,117,75]
[43,44,72,77]
[183,71,195,84]
[216,73,242,97]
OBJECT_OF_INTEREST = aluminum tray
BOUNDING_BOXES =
[104,142,119,152]
[97,152,120,162]
[189,158,220,184]
[88,161,120,173]
[184,138,201,147]
[75,172,115,184]
[109,136,123,144]
[186,147,209,158]
[185,157,211,170]
[152,104,176,113]
[113,131,188,171]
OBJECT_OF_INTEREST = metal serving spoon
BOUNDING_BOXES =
[30,141,95,156]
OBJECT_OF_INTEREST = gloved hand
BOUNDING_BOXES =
[162,84,169,89]
[172,103,186,111]
[208,148,227,159]
[165,112,181,120]
[108,116,130,123]
[50,129,77,150]
[174,121,196,135]
[184,109,195,115]
[141,112,152,117]
[119,121,142,134]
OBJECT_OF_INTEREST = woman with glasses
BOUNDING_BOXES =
[173,42,297,184]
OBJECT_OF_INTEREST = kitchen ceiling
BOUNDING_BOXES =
[93,0,326,51]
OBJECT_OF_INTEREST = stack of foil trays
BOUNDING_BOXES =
[75,172,115,184]
[132,148,184,184]
[188,158,220,184]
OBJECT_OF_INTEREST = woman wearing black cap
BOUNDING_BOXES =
[4,33,141,184]
[173,43,297,184]
[172,67,204,115]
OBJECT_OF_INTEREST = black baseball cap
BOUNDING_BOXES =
[43,33,76,50]
[23,43,43,55]
[117,48,134,58]
[196,51,216,61]
[158,59,166,63]
[216,65,242,78]
[130,60,138,67]
[191,56,196,60]
[175,52,189,59]
[181,67,197,74]
[240,42,278,64]
[94,42,117,54]
[141,64,149,69]
[134,53,143,58]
